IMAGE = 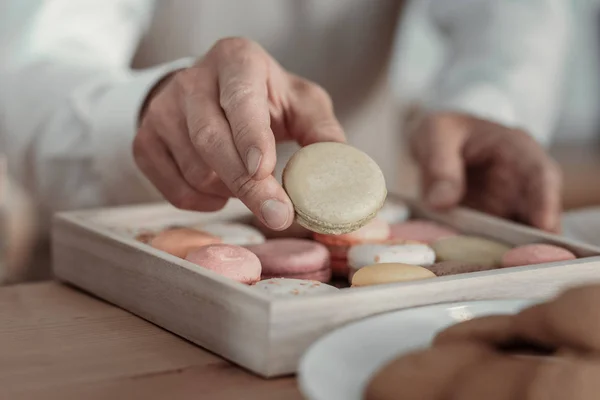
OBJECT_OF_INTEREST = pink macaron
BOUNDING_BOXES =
[247,239,331,282]
[501,244,576,268]
[390,220,458,244]
[150,227,222,258]
[185,244,262,284]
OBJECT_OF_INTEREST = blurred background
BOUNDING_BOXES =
[2,0,600,283]
[393,0,600,212]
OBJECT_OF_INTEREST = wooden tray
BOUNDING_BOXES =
[52,195,600,378]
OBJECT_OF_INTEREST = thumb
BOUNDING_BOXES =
[412,115,467,209]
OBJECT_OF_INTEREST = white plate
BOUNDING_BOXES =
[298,299,537,400]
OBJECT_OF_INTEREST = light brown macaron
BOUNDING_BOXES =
[431,235,512,268]
[351,263,436,287]
[426,260,497,276]
[282,142,387,235]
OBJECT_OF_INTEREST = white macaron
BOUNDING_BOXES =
[348,243,436,280]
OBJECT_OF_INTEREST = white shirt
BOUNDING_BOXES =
[397,0,600,144]
[0,0,569,229]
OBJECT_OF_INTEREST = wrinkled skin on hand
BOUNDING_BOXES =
[366,284,600,400]
[134,37,345,231]
[411,112,562,232]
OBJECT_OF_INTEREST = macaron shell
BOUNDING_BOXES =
[150,228,222,258]
[246,239,329,275]
[501,244,576,268]
[348,243,436,272]
[252,278,339,297]
[351,263,436,287]
[376,244,436,267]
[262,267,332,282]
[390,220,459,244]
[377,200,410,224]
[432,236,512,268]
[194,223,265,246]
[426,260,497,276]
[283,142,387,235]
[347,244,391,269]
[185,244,262,284]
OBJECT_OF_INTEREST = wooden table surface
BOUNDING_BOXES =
[0,281,302,400]
[2,142,599,399]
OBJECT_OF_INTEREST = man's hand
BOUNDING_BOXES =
[411,112,562,232]
[366,284,600,400]
[133,37,345,230]
[436,284,600,354]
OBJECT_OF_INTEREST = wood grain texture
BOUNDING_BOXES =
[52,196,600,377]
[0,282,300,400]
[52,213,272,376]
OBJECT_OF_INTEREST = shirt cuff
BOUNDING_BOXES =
[91,57,194,205]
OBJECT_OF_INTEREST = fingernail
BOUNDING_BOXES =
[261,199,290,230]
[245,147,262,177]
[427,181,457,207]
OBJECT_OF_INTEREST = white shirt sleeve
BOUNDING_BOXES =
[425,0,570,145]
[0,0,193,227]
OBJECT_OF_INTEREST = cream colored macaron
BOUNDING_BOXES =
[351,263,436,287]
[282,142,387,235]
[431,235,512,268]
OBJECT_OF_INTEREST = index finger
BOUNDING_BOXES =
[521,151,563,233]
[412,115,468,209]
[184,70,293,230]
[216,39,276,180]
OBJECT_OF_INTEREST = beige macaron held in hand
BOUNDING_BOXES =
[282,142,387,235]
